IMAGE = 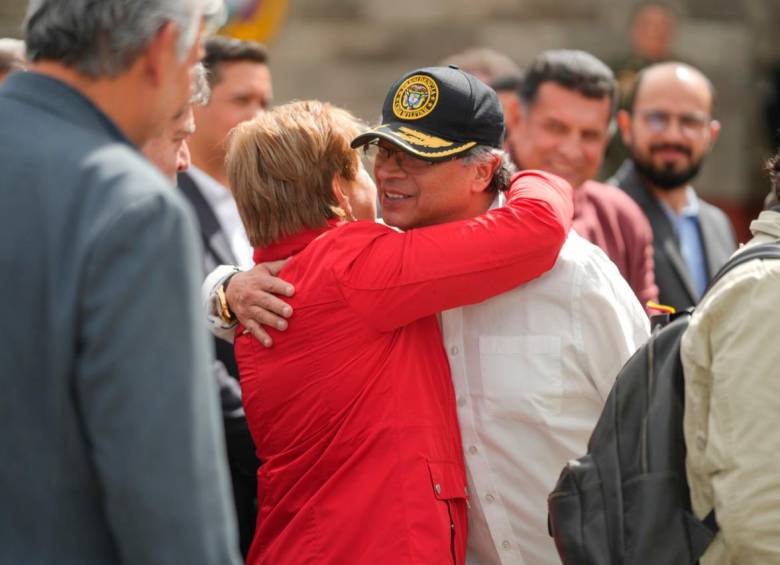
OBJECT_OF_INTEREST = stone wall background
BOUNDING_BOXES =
[3,0,780,231]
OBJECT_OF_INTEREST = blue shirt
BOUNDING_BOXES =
[660,187,709,299]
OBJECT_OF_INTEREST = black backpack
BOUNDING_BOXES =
[547,240,780,565]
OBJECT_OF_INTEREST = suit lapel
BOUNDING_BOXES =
[613,161,698,304]
[698,204,727,278]
[177,171,237,266]
[645,201,699,304]
[662,237,698,302]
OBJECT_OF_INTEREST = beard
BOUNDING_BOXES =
[631,143,704,191]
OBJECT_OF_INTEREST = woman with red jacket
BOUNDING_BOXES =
[226,68,572,565]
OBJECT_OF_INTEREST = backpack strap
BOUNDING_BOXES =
[703,240,780,296]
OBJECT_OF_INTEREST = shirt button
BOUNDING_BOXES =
[434,483,442,495]
[485,494,495,503]
[449,345,459,356]
[502,541,511,550]
[457,396,467,407]
[468,445,478,455]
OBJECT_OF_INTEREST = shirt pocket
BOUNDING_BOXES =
[479,335,562,425]
[427,460,468,565]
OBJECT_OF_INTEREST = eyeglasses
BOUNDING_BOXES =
[637,109,711,138]
[363,140,448,174]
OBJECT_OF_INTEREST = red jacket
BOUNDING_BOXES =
[235,171,572,565]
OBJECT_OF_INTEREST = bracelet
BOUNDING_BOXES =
[216,272,238,325]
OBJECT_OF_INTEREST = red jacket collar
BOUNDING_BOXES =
[253,219,343,263]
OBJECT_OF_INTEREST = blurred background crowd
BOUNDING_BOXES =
[2,0,777,240]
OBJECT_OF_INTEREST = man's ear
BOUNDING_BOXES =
[140,21,178,87]
[503,95,522,132]
[708,119,721,147]
[471,153,500,194]
[616,109,632,145]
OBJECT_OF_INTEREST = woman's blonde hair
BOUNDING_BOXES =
[227,100,366,247]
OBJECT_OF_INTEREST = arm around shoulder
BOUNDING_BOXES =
[336,170,573,331]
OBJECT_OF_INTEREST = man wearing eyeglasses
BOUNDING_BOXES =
[610,62,737,310]
[205,66,649,564]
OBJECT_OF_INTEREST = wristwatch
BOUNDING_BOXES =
[216,271,238,325]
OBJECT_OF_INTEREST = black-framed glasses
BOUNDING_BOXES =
[363,140,463,174]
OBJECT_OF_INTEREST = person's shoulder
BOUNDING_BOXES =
[560,230,612,265]
[91,143,183,206]
[692,248,780,328]
[583,180,644,212]
[72,148,193,254]
[326,219,399,243]
[582,180,652,230]
[694,193,738,246]
[559,230,628,282]
[696,193,732,224]
[298,220,395,258]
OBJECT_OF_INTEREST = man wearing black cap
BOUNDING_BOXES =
[207,66,647,564]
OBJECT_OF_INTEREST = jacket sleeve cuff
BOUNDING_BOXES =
[202,264,241,343]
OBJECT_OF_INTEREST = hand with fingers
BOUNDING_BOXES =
[226,259,295,348]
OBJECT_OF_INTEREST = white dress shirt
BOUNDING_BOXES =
[442,230,650,564]
[188,165,254,270]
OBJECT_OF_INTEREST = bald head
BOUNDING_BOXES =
[628,62,715,115]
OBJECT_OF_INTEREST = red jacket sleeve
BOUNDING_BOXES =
[331,170,573,331]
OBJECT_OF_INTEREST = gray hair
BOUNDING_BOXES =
[461,145,516,193]
[190,63,210,106]
[24,0,225,78]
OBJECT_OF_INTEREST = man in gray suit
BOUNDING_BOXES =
[610,62,736,311]
[0,1,241,564]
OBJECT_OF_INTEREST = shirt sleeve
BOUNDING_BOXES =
[334,170,573,332]
[78,192,241,565]
[690,264,780,561]
[202,264,240,343]
[574,248,651,399]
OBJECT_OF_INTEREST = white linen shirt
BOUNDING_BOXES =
[442,230,650,564]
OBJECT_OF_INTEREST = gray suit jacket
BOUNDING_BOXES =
[0,72,240,564]
[609,160,737,311]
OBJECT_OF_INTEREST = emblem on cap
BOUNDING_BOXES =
[392,75,439,121]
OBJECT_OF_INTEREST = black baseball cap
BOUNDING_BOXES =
[351,65,505,162]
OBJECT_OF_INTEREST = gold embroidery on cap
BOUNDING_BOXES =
[395,127,453,148]
[392,75,439,120]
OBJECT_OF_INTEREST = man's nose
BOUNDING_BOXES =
[659,117,687,141]
[557,135,585,162]
[374,156,406,181]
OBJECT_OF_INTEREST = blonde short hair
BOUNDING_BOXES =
[227,100,366,247]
